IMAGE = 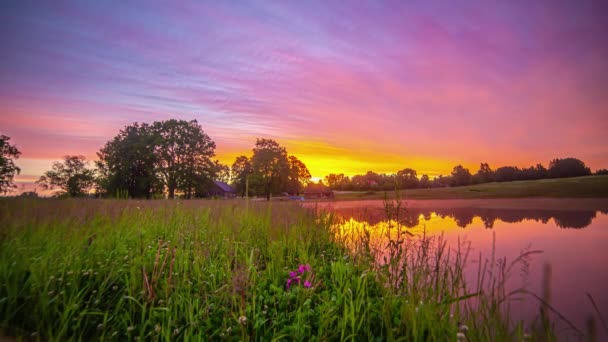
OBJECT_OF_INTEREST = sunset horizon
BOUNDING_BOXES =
[2,1,607,193]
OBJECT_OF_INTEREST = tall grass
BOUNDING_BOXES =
[0,198,574,340]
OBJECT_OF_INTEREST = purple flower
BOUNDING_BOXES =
[289,271,298,279]
[286,279,292,289]
[304,280,312,288]
[298,264,311,274]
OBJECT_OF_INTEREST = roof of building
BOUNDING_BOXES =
[213,180,236,193]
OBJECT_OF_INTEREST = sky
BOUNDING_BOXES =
[1,0,607,193]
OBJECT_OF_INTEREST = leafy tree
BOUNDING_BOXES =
[520,164,548,180]
[431,175,451,188]
[0,135,21,194]
[153,119,216,199]
[324,173,350,190]
[548,158,591,178]
[231,156,252,197]
[419,174,430,188]
[250,138,289,200]
[213,160,231,183]
[286,155,311,194]
[37,155,95,197]
[596,169,608,175]
[472,163,494,184]
[450,165,472,187]
[494,166,520,182]
[97,123,160,198]
[396,168,419,189]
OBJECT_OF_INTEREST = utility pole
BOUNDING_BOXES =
[245,174,249,212]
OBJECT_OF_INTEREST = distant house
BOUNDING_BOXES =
[207,180,237,198]
[303,183,334,199]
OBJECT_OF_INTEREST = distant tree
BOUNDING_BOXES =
[396,168,419,189]
[231,156,252,197]
[37,155,95,197]
[363,171,381,190]
[286,155,311,194]
[596,169,608,175]
[494,166,521,182]
[213,160,231,183]
[472,163,494,184]
[431,175,451,188]
[519,163,548,180]
[0,135,21,194]
[18,191,38,198]
[97,122,160,198]
[450,165,472,187]
[419,174,430,188]
[250,139,289,200]
[152,119,216,199]
[324,173,350,190]
[548,158,591,178]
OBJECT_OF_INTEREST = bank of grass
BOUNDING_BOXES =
[334,175,608,201]
[0,198,563,340]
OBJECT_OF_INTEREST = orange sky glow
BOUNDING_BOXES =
[1,1,607,194]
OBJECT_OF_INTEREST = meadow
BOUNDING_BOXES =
[0,198,565,341]
[333,175,608,201]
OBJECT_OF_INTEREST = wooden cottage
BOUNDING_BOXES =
[207,180,237,198]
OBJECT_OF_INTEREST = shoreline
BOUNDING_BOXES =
[302,197,608,211]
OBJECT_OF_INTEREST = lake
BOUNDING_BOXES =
[305,198,608,340]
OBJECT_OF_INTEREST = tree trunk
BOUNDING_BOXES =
[168,186,175,199]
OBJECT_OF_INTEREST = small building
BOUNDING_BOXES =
[208,180,237,198]
[303,183,334,199]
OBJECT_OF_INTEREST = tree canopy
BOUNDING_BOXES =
[548,158,591,178]
[250,139,290,200]
[230,156,252,197]
[37,155,95,197]
[96,119,216,199]
[0,135,21,194]
[97,122,160,198]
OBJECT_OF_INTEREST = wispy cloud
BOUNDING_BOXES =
[1,0,607,180]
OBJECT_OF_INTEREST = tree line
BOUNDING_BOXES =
[1,125,607,197]
[324,158,605,191]
[0,120,312,199]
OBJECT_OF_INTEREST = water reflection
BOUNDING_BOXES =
[312,199,608,341]
[329,206,604,229]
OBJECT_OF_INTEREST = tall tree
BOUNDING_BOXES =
[472,163,494,184]
[0,135,21,194]
[286,155,311,194]
[396,168,419,189]
[37,155,95,197]
[231,156,252,197]
[250,139,289,200]
[97,123,160,198]
[213,160,231,183]
[548,158,591,178]
[324,173,349,190]
[153,119,216,199]
[450,165,472,187]
[419,174,430,188]
[494,166,520,182]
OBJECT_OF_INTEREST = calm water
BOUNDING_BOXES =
[307,199,608,339]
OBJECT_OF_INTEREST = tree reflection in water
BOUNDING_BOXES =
[328,207,598,229]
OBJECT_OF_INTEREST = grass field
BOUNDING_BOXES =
[0,198,566,340]
[333,175,608,201]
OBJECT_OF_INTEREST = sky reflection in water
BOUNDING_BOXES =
[319,200,608,339]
